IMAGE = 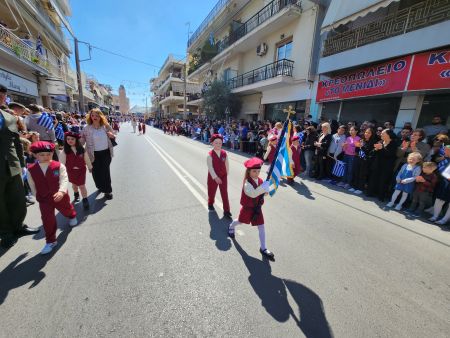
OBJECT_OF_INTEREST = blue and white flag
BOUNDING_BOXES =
[37,112,54,130]
[359,148,366,158]
[438,158,449,173]
[268,121,294,196]
[36,35,43,55]
[332,160,346,177]
[55,123,64,141]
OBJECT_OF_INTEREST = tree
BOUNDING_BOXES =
[202,80,241,119]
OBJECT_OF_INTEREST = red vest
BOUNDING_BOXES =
[209,149,227,177]
[29,161,61,202]
[268,145,276,163]
[66,150,85,172]
[291,144,301,175]
[240,177,264,208]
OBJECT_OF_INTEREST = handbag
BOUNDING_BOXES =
[111,137,118,147]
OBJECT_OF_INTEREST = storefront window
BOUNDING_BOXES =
[340,97,401,125]
[417,94,450,130]
[7,93,37,106]
[265,100,305,121]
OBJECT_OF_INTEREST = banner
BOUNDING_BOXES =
[407,49,450,91]
[316,56,412,102]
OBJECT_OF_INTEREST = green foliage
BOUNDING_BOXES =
[188,40,218,75]
[12,45,21,56]
[202,80,241,119]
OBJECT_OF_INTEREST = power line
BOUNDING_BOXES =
[90,45,161,69]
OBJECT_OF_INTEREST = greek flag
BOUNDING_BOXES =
[332,160,346,177]
[37,112,54,130]
[268,121,294,196]
[359,148,366,158]
[36,35,43,55]
[55,123,64,141]
[438,158,449,173]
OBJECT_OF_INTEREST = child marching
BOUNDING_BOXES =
[287,135,302,184]
[207,134,232,218]
[228,158,273,259]
[27,141,77,255]
[59,131,93,209]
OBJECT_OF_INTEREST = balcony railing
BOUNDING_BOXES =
[322,0,450,57]
[218,0,301,53]
[227,59,294,89]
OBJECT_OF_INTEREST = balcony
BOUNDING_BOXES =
[159,91,185,105]
[322,0,450,57]
[227,59,294,93]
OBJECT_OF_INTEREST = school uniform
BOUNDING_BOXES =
[59,147,92,186]
[238,177,265,225]
[207,147,231,213]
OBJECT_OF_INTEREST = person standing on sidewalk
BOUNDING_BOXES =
[207,134,232,218]
[81,108,116,200]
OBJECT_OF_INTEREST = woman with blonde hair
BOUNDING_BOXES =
[314,122,332,180]
[81,108,116,200]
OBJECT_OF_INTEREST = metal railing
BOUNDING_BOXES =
[217,0,301,53]
[188,0,232,47]
[323,0,450,57]
[226,59,294,89]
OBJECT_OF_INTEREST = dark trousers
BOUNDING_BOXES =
[353,158,370,191]
[0,174,27,237]
[92,149,112,194]
[314,154,327,179]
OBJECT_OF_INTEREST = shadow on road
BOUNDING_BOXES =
[0,228,72,305]
[291,180,315,200]
[208,211,231,251]
[233,240,334,338]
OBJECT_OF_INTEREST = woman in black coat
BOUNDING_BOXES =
[314,122,332,180]
[352,127,378,194]
[302,126,318,177]
[367,129,398,201]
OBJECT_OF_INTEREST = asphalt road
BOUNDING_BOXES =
[1,124,449,338]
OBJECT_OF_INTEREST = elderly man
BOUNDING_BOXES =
[25,104,56,142]
[0,85,39,248]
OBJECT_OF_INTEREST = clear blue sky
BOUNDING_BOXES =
[68,0,214,107]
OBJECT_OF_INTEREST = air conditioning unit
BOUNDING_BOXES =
[256,43,268,56]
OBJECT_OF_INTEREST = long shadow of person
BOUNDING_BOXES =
[233,240,333,337]
[0,228,72,305]
[208,211,231,251]
[291,181,315,200]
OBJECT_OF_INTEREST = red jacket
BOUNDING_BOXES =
[209,149,227,177]
[29,161,61,202]
[240,177,264,208]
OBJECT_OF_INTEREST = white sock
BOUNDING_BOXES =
[440,204,450,222]
[229,220,240,232]
[433,199,446,218]
[258,224,266,251]
[390,190,401,204]
[397,192,409,208]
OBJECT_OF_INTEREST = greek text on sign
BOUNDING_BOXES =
[408,49,450,91]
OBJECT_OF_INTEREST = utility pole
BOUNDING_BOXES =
[183,22,191,118]
[74,38,85,114]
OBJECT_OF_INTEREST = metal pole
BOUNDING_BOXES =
[183,64,187,116]
[74,38,85,114]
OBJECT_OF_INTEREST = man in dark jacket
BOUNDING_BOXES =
[0,85,39,248]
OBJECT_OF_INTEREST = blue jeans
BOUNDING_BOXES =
[304,150,314,177]
[343,154,355,184]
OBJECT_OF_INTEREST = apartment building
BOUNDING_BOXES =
[0,0,75,111]
[150,54,202,118]
[316,0,450,129]
[186,0,328,121]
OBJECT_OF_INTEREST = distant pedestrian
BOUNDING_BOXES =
[138,122,142,135]
[141,122,146,134]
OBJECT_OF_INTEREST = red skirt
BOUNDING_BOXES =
[67,167,87,186]
[238,206,264,226]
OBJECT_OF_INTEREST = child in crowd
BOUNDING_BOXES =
[228,158,273,260]
[28,141,77,255]
[429,145,450,225]
[386,152,422,211]
[59,132,92,209]
[207,134,232,218]
[288,135,301,184]
[264,135,278,164]
[408,162,438,217]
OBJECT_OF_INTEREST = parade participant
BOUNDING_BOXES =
[59,131,92,209]
[386,152,422,211]
[28,141,77,255]
[228,157,273,260]
[138,122,142,135]
[287,135,302,184]
[131,118,137,133]
[264,135,277,164]
[141,122,146,135]
[207,134,232,218]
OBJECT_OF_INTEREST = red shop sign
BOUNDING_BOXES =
[317,56,412,102]
[407,49,450,91]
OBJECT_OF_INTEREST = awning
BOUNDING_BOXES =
[49,0,74,37]
[321,0,400,32]
[171,82,202,94]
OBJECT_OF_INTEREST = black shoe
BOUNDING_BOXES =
[74,192,80,203]
[224,211,232,219]
[82,198,89,210]
[104,193,113,200]
[228,229,235,239]
[260,248,275,261]
[15,224,40,236]
[1,235,18,249]
[208,205,215,211]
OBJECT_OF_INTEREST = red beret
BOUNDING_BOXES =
[269,135,277,142]
[30,141,55,153]
[244,157,264,169]
[210,134,223,143]
[65,131,80,139]
[291,135,300,142]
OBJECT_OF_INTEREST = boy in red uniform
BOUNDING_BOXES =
[207,134,232,218]
[228,157,274,260]
[28,141,77,255]
[287,135,302,185]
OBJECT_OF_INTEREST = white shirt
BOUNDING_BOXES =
[92,128,109,151]
[28,161,69,196]
[244,178,266,198]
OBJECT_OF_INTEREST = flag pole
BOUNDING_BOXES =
[266,105,295,181]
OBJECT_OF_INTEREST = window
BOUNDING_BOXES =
[277,41,292,60]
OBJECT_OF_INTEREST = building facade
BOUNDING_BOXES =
[316,0,450,130]
[112,85,130,114]
[186,0,328,121]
